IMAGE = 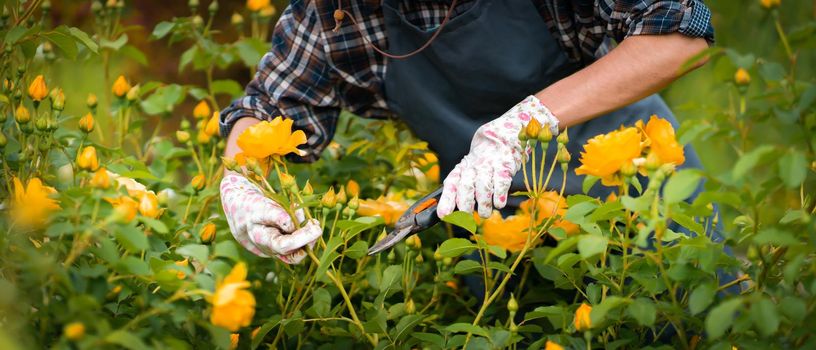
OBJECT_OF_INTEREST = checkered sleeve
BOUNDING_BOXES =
[220,1,340,162]
[598,0,714,44]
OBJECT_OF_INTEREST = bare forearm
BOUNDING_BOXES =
[536,33,709,128]
[224,117,260,160]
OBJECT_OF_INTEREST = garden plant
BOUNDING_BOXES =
[0,0,815,349]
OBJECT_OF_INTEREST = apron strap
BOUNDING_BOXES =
[332,0,460,59]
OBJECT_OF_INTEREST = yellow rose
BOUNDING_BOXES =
[246,0,270,12]
[79,113,95,133]
[77,146,100,171]
[575,127,642,186]
[210,262,256,331]
[574,303,592,331]
[27,75,48,101]
[11,177,59,228]
[544,340,564,350]
[112,75,131,98]
[193,100,211,119]
[90,168,111,189]
[63,322,85,341]
[200,222,217,243]
[478,211,534,252]
[236,116,307,160]
[642,115,685,167]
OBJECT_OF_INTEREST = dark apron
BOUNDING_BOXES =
[380,0,737,298]
[381,0,704,204]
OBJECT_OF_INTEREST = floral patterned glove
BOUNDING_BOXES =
[437,96,559,219]
[220,174,322,264]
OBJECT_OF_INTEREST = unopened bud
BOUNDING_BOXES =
[556,128,569,144]
[0,131,7,147]
[336,186,347,205]
[387,250,396,263]
[620,160,637,177]
[302,180,314,195]
[321,187,337,208]
[525,119,542,139]
[405,298,416,314]
[279,172,296,190]
[644,151,661,171]
[443,257,452,266]
[537,124,553,143]
[191,174,206,191]
[517,128,528,141]
[231,12,244,26]
[348,196,359,210]
[556,143,571,164]
[50,88,65,111]
[200,222,216,243]
[734,68,751,86]
[415,253,424,264]
[433,251,443,261]
[86,93,98,109]
[15,105,30,124]
[208,0,218,13]
[176,130,190,143]
[126,84,140,102]
[79,113,95,133]
[507,294,519,312]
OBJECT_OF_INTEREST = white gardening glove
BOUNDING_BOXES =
[220,174,322,264]
[437,95,560,219]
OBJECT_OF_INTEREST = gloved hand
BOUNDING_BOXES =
[220,174,322,264]
[437,95,559,219]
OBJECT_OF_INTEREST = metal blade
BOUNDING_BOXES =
[367,226,414,255]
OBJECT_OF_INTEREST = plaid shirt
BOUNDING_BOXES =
[220,0,714,162]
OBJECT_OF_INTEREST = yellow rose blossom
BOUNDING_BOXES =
[193,100,211,119]
[63,322,85,341]
[544,340,564,350]
[106,196,139,223]
[90,168,111,189]
[246,0,269,11]
[78,113,95,133]
[575,127,642,186]
[478,211,534,252]
[210,262,256,331]
[15,104,31,124]
[641,115,685,167]
[574,303,592,331]
[230,333,240,349]
[414,152,440,182]
[137,191,161,218]
[197,130,212,144]
[346,179,360,198]
[200,222,217,243]
[77,146,100,171]
[734,68,751,85]
[191,174,206,191]
[205,112,220,137]
[236,116,307,160]
[112,75,131,97]
[175,259,189,279]
[11,177,60,227]
[519,191,578,235]
[28,75,48,101]
[357,194,411,225]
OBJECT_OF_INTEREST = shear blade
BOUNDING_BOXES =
[367,226,414,255]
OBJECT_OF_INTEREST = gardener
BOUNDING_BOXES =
[219,0,715,264]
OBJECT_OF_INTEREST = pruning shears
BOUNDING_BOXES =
[367,187,443,255]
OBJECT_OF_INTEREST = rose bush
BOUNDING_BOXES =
[1,1,815,349]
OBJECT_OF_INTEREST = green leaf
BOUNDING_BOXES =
[689,283,716,315]
[590,296,627,326]
[115,226,149,253]
[732,145,775,181]
[312,288,331,318]
[442,211,477,234]
[105,330,148,350]
[68,27,98,53]
[627,298,656,326]
[117,256,150,275]
[151,21,176,39]
[176,244,209,263]
[392,314,425,341]
[379,264,403,293]
[316,236,343,278]
[453,260,482,275]
[577,235,608,259]
[212,79,243,98]
[251,315,282,349]
[751,297,780,337]
[344,241,369,260]
[120,45,148,66]
[582,175,600,194]
[99,34,129,50]
[544,235,579,264]
[778,150,807,188]
[445,323,489,338]
[140,217,168,234]
[663,170,702,204]
[753,228,799,246]
[42,30,78,59]
[234,38,268,67]
[705,298,743,339]
[437,238,477,258]
[214,241,241,261]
